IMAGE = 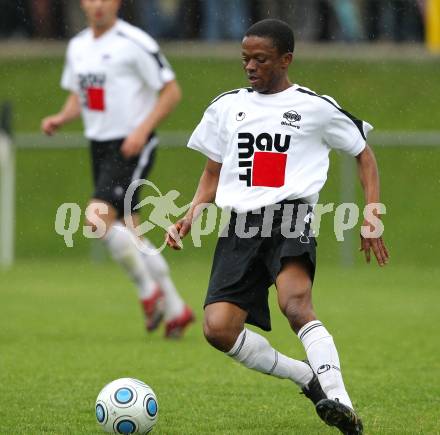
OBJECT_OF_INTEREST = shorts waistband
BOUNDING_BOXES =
[227,199,314,238]
[231,199,307,218]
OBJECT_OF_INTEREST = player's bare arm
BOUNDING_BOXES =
[166,158,221,250]
[356,144,389,266]
[41,93,81,136]
[121,80,182,159]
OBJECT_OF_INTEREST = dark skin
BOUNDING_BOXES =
[166,35,389,352]
[242,35,293,94]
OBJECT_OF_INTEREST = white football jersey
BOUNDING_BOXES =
[61,19,175,141]
[187,85,372,213]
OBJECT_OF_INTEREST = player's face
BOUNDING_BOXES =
[81,0,121,29]
[241,36,292,94]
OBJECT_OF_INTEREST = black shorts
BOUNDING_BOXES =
[90,135,157,217]
[205,200,317,332]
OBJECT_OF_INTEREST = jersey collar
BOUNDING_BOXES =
[252,84,299,99]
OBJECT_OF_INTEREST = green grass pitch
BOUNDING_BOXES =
[1,54,440,433]
[1,260,439,434]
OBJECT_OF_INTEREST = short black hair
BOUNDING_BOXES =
[245,19,295,54]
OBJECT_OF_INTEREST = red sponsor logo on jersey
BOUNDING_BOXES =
[78,73,106,112]
[87,87,105,111]
[237,132,291,188]
[252,152,287,187]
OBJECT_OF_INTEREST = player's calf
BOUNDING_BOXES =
[281,297,316,334]
[276,258,316,333]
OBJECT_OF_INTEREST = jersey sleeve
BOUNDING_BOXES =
[134,47,175,91]
[322,97,373,156]
[187,102,223,163]
[61,41,79,93]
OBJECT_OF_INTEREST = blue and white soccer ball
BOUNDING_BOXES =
[95,378,158,434]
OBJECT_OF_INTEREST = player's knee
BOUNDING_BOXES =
[203,318,238,352]
[85,201,117,239]
[84,212,110,239]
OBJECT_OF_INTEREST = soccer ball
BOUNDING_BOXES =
[95,378,158,434]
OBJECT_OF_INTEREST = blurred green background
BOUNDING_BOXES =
[0,56,439,266]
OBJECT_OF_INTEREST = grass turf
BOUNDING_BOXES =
[1,259,439,434]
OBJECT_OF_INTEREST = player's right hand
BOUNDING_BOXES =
[359,217,389,266]
[166,218,192,250]
[41,114,64,136]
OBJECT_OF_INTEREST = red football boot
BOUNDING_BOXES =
[141,287,165,332]
[165,305,195,338]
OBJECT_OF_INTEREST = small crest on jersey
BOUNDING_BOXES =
[283,110,301,122]
[236,112,246,121]
[281,110,301,129]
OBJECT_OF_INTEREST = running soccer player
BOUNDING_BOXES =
[167,19,389,434]
[41,0,194,338]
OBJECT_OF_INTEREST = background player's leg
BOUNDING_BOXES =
[203,302,313,387]
[276,258,353,408]
[128,213,194,337]
[85,200,161,330]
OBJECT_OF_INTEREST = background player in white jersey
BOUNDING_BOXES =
[41,0,194,338]
[167,19,389,434]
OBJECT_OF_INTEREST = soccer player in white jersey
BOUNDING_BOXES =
[167,19,389,434]
[41,0,194,338]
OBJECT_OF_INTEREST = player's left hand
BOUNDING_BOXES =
[121,130,147,159]
[359,219,389,266]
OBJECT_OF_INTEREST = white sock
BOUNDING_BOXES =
[104,223,155,300]
[140,238,185,321]
[227,328,313,387]
[298,320,353,408]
